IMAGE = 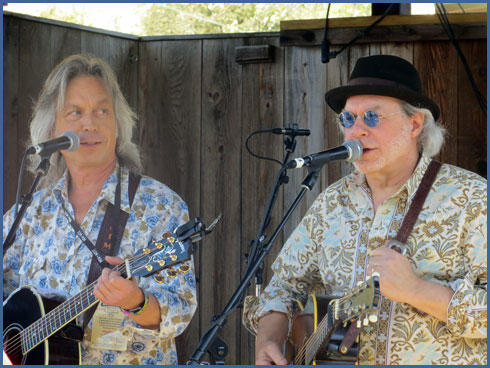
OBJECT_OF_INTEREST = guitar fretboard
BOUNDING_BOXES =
[20,263,126,354]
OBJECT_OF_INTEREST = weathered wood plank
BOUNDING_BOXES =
[109,38,139,112]
[415,41,458,165]
[50,25,81,66]
[157,39,203,363]
[239,35,284,364]
[3,15,21,211]
[200,37,244,364]
[81,31,111,62]
[325,45,351,185]
[281,13,487,30]
[282,45,327,239]
[280,22,486,47]
[457,40,487,176]
[17,19,54,192]
[137,40,203,363]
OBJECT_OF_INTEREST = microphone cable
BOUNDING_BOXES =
[245,130,285,166]
[322,3,394,63]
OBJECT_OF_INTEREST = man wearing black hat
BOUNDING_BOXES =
[243,55,486,365]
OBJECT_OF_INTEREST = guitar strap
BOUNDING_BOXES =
[339,159,442,355]
[81,171,141,330]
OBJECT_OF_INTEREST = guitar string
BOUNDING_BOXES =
[293,283,376,365]
[3,259,130,357]
[293,302,333,364]
[293,299,352,364]
[3,240,176,358]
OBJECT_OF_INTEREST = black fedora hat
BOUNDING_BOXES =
[325,55,440,121]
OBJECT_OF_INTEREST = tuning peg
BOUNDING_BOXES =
[356,319,361,328]
[154,271,165,283]
[369,314,378,323]
[363,317,369,326]
[179,264,190,273]
[167,237,175,244]
[145,265,153,272]
[167,268,177,278]
[170,255,178,261]
[143,247,151,254]
[152,240,163,250]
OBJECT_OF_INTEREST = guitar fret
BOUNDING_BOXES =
[9,233,192,358]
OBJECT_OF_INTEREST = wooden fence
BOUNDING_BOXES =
[3,11,486,364]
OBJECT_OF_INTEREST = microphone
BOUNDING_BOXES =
[26,131,80,156]
[285,140,363,169]
[271,127,311,136]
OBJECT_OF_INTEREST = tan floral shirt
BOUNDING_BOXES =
[3,164,197,364]
[243,155,487,365]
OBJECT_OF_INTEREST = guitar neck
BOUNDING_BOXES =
[295,302,338,365]
[20,263,127,354]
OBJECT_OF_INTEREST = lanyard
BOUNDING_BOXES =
[62,167,122,269]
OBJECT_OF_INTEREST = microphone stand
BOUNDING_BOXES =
[246,131,298,293]
[3,155,51,253]
[187,165,321,365]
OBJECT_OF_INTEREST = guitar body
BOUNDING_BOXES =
[3,286,81,365]
[288,295,357,365]
[3,219,211,366]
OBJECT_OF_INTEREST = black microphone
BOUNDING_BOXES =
[271,127,311,136]
[285,140,363,169]
[26,131,80,156]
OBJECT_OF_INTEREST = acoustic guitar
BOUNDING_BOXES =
[286,274,380,365]
[3,217,212,365]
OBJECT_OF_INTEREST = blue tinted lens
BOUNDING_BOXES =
[339,112,355,128]
[363,110,379,127]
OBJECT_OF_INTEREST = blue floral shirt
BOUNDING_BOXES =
[3,164,197,364]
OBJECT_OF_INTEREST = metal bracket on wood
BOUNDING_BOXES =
[235,45,274,64]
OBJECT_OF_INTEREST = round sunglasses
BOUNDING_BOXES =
[337,110,403,128]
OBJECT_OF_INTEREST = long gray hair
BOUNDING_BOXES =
[400,101,446,157]
[28,54,143,187]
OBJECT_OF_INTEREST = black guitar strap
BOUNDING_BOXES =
[81,171,141,330]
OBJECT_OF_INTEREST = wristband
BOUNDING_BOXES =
[121,288,149,316]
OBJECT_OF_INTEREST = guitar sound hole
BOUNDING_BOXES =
[4,324,26,365]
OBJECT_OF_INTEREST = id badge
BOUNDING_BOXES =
[90,304,128,351]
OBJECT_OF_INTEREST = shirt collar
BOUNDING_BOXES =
[52,162,132,214]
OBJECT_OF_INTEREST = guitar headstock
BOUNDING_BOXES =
[124,216,221,283]
[128,232,191,280]
[333,274,380,326]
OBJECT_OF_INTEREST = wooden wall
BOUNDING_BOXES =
[3,12,487,364]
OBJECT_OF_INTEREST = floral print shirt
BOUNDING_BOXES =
[243,155,487,365]
[3,164,197,365]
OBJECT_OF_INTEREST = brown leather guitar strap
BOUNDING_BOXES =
[81,171,141,330]
[338,160,442,355]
